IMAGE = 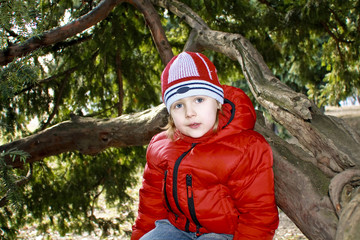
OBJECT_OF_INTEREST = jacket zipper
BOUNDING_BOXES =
[172,143,197,231]
[186,174,202,235]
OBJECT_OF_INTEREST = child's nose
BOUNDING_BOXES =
[185,106,196,118]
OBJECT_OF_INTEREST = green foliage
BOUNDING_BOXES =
[0,59,40,138]
[0,149,29,239]
[266,0,360,106]
[21,147,145,237]
[0,0,42,47]
[0,147,145,238]
[1,2,162,238]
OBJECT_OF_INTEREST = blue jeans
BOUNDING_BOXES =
[140,219,233,240]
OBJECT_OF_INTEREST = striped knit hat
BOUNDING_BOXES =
[161,52,224,112]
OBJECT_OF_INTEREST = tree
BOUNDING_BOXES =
[1,0,360,239]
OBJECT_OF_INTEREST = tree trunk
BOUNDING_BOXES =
[153,1,360,239]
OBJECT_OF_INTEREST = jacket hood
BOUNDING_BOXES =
[176,85,256,143]
[220,85,256,132]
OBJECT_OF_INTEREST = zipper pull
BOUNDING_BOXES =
[186,174,192,198]
[186,174,192,185]
[196,225,201,236]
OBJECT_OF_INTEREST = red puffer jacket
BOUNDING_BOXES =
[131,85,279,239]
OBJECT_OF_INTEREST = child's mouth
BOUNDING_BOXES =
[189,123,200,129]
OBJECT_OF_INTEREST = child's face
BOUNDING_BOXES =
[170,95,218,138]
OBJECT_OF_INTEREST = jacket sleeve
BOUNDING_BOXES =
[228,132,279,240]
[131,137,168,240]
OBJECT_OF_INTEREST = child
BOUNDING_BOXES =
[131,52,279,240]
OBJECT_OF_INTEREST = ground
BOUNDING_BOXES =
[274,211,307,240]
[18,208,307,239]
[325,105,360,134]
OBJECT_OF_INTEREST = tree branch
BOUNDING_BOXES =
[256,112,338,240]
[127,0,173,65]
[41,74,69,130]
[329,168,360,216]
[50,34,93,52]
[115,49,124,116]
[0,0,124,66]
[0,104,168,168]
[15,50,99,96]
[335,193,360,239]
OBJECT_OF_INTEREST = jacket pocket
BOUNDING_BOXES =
[163,170,173,213]
[186,174,202,233]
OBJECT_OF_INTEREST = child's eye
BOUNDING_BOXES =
[173,103,183,109]
[195,97,204,103]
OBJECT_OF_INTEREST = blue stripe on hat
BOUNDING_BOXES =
[164,81,223,102]
[164,80,224,112]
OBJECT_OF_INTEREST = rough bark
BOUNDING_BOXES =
[256,113,338,240]
[336,193,360,240]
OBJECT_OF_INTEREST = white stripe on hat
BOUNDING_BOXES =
[164,80,224,112]
[196,53,213,80]
[167,52,199,84]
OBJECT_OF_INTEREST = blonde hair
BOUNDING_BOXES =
[164,102,223,140]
